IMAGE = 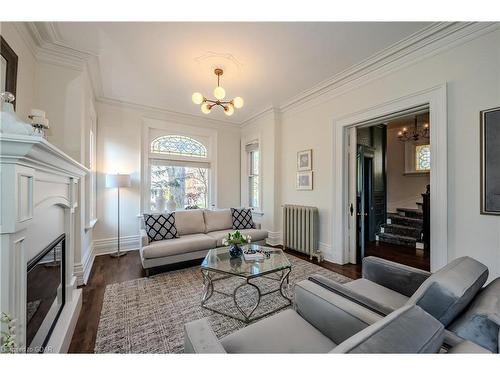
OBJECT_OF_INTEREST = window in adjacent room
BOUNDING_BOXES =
[149,135,210,211]
[246,142,260,209]
[85,127,98,228]
[415,144,431,171]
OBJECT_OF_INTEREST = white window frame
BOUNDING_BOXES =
[247,142,260,210]
[85,110,98,229]
[241,136,262,213]
[141,119,217,213]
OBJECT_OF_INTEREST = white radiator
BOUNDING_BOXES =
[282,204,321,261]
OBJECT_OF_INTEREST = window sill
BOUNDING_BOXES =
[85,218,98,231]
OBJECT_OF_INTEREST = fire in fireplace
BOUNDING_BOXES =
[26,234,66,353]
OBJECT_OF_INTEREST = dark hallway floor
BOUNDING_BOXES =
[365,241,430,271]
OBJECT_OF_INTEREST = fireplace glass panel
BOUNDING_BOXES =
[26,234,65,353]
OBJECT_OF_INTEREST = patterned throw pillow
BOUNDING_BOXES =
[230,208,255,230]
[143,213,178,242]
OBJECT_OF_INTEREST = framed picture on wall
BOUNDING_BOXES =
[1,36,18,108]
[480,106,500,215]
[297,171,313,190]
[297,149,312,171]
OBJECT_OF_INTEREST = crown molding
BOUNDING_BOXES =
[96,96,241,128]
[12,21,500,128]
[278,22,499,114]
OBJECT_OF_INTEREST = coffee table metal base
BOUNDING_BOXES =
[201,267,292,323]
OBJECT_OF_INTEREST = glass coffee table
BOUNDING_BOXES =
[200,244,292,323]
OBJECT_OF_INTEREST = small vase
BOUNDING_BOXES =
[229,244,243,258]
[155,196,165,212]
[166,197,177,212]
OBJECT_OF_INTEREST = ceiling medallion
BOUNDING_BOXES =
[397,114,430,142]
[191,68,243,116]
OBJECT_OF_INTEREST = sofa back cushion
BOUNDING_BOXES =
[332,305,444,353]
[204,209,232,233]
[175,209,206,235]
[143,213,178,242]
[448,277,500,353]
[406,256,488,326]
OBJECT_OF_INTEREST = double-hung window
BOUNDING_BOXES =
[149,135,210,211]
[246,142,260,209]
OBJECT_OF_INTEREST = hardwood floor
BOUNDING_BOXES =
[365,241,430,271]
[69,243,429,353]
[68,248,361,353]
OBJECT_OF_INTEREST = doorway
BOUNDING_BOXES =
[353,111,431,271]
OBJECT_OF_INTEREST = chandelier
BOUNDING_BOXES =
[397,115,430,142]
[191,68,244,116]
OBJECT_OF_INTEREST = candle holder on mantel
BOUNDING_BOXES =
[28,109,50,139]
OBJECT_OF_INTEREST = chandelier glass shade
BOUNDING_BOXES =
[192,68,243,116]
[397,115,430,142]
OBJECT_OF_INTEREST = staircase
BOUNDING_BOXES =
[376,206,424,249]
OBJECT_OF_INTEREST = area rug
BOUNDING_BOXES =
[94,254,351,353]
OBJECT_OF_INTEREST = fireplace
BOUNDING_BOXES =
[26,234,66,353]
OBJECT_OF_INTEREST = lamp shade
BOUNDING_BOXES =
[106,174,131,188]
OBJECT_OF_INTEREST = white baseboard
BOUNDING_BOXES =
[93,235,141,255]
[266,231,282,246]
[77,235,141,285]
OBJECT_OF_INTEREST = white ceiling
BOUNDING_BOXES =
[53,22,432,122]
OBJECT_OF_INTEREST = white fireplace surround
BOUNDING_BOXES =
[0,133,88,353]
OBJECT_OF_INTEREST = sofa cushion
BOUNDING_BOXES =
[332,305,444,353]
[141,233,216,259]
[175,209,206,235]
[220,309,336,353]
[230,208,254,229]
[406,256,489,326]
[448,277,500,353]
[344,278,409,312]
[206,228,268,246]
[203,209,232,233]
[143,213,178,242]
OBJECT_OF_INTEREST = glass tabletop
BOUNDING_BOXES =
[200,244,291,278]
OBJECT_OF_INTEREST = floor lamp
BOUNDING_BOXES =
[106,173,131,258]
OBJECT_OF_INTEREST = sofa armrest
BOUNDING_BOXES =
[294,279,382,344]
[362,256,431,297]
[140,229,149,247]
[184,318,226,353]
[308,274,394,316]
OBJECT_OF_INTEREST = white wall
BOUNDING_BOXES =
[0,22,37,120]
[386,123,430,212]
[94,101,241,243]
[240,110,281,240]
[273,29,500,279]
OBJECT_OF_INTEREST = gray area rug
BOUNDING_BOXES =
[94,254,351,353]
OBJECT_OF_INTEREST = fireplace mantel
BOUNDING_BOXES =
[0,133,89,353]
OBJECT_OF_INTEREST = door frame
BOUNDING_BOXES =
[331,84,448,271]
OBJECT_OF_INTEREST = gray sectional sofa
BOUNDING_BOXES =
[139,209,268,274]
[184,255,499,353]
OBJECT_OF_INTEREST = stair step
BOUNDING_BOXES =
[376,232,417,248]
[380,224,421,239]
[396,208,423,219]
[387,213,423,227]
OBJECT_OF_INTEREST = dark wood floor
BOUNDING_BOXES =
[365,241,430,271]
[68,243,426,353]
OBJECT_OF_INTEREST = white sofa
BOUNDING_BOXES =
[139,209,268,275]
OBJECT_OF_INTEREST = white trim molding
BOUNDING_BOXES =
[15,21,498,127]
[332,84,448,271]
[93,235,141,255]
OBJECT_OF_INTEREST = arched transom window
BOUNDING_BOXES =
[151,135,207,158]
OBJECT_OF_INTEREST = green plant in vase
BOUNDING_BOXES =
[1,312,16,354]
[222,230,252,258]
